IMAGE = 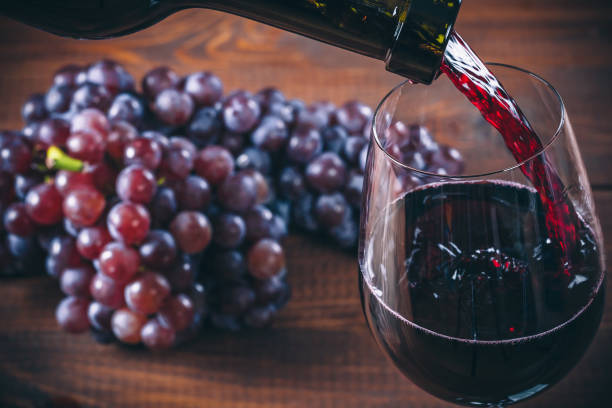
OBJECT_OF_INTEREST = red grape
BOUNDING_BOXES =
[213,213,246,249]
[222,90,261,133]
[3,203,35,236]
[90,272,126,309]
[217,171,257,212]
[63,186,106,227]
[60,265,95,297]
[87,301,114,332]
[152,88,194,126]
[106,120,138,161]
[172,175,211,211]
[141,319,175,351]
[247,239,285,280]
[142,66,180,100]
[333,100,372,134]
[124,272,171,315]
[183,71,223,106]
[98,242,140,282]
[139,230,177,269]
[157,294,194,331]
[55,170,94,196]
[22,93,47,123]
[123,137,163,170]
[305,152,347,193]
[169,211,212,254]
[193,146,234,186]
[116,164,157,204]
[286,126,323,164]
[76,226,112,260]
[111,308,147,344]
[107,202,150,245]
[36,117,70,149]
[56,296,90,333]
[25,183,63,225]
[66,130,105,163]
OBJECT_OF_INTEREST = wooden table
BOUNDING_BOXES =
[1,1,611,407]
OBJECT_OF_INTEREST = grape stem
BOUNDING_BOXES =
[46,146,84,172]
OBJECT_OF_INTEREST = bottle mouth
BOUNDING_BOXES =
[372,62,566,179]
[385,0,462,84]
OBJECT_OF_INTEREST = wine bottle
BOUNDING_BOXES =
[0,1,461,84]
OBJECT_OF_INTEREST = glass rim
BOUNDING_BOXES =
[371,62,566,179]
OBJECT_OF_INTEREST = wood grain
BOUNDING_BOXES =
[0,0,611,407]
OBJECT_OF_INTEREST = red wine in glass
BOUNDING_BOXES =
[360,181,605,406]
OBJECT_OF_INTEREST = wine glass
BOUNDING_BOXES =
[358,63,606,406]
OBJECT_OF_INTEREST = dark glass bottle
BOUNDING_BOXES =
[0,0,461,83]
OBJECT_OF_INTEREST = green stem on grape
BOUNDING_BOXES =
[46,146,84,172]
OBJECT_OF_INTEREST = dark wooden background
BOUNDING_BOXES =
[1,0,611,407]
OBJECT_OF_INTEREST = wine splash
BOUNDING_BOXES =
[441,31,578,273]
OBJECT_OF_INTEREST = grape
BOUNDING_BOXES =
[297,103,331,129]
[321,125,348,154]
[0,137,32,174]
[87,301,114,332]
[211,250,247,282]
[139,230,177,269]
[111,308,147,344]
[90,272,126,308]
[85,161,117,194]
[66,130,105,163]
[63,186,106,227]
[15,172,43,199]
[3,203,35,236]
[55,170,93,196]
[187,107,222,146]
[53,64,85,87]
[344,170,364,208]
[25,183,63,225]
[87,60,134,94]
[56,296,90,333]
[169,211,212,254]
[292,194,319,232]
[60,265,95,297]
[217,171,257,212]
[244,305,276,328]
[109,93,145,126]
[247,239,285,280]
[219,286,256,316]
[7,234,42,264]
[251,115,288,152]
[36,117,70,149]
[268,101,297,125]
[105,120,138,161]
[63,218,82,237]
[98,242,140,282]
[164,254,196,292]
[218,131,245,154]
[427,145,464,175]
[305,152,347,193]
[222,90,261,133]
[149,187,177,228]
[343,136,367,164]
[254,87,285,111]
[183,71,223,107]
[210,313,241,331]
[71,108,110,138]
[107,202,151,245]
[124,272,171,315]
[123,137,163,170]
[45,84,73,113]
[286,126,323,164]
[235,147,271,175]
[213,213,246,249]
[21,122,39,145]
[242,169,270,205]
[77,226,112,260]
[333,100,372,134]
[116,164,157,204]
[158,294,195,331]
[46,235,82,278]
[244,206,275,242]
[71,82,112,111]
[254,275,289,305]
[193,146,234,186]
[160,140,195,180]
[329,213,358,249]
[152,88,194,126]
[142,66,180,100]
[141,319,176,350]
[22,93,47,123]
[278,166,307,200]
[172,175,211,211]
[314,193,348,228]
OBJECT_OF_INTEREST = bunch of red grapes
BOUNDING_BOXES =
[0,60,462,350]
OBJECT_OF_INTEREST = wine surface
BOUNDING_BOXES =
[360,181,605,406]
